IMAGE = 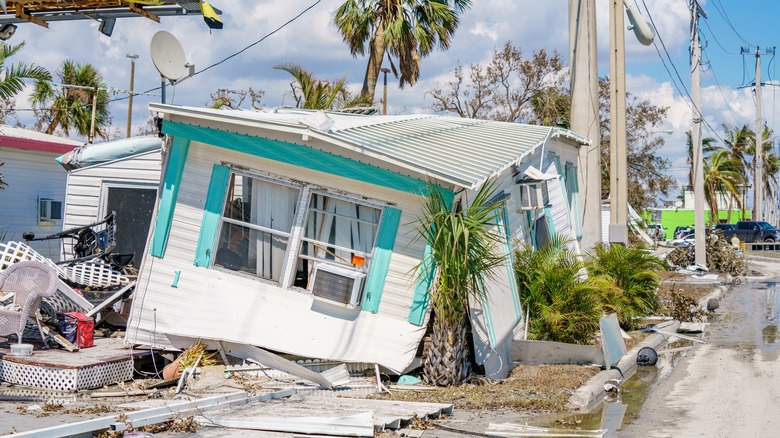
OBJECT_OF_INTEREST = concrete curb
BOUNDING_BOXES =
[745,254,780,264]
[566,321,679,411]
[567,281,731,411]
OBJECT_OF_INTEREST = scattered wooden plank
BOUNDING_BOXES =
[39,324,78,352]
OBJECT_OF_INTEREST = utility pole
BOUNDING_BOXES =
[743,46,774,222]
[88,86,98,144]
[126,54,138,139]
[608,0,628,244]
[568,0,600,250]
[690,0,706,267]
[381,67,390,115]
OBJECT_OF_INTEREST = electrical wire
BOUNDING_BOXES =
[701,45,741,125]
[701,17,737,55]
[710,0,756,48]
[109,0,322,105]
[640,0,730,147]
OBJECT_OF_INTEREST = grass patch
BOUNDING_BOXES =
[374,364,601,412]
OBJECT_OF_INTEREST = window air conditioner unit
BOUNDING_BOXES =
[518,182,547,210]
[310,263,366,308]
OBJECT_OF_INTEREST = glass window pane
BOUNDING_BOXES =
[296,193,380,289]
[217,173,299,283]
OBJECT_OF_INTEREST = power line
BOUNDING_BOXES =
[709,0,755,47]
[701,16,736,55]
[109,0,323,105]
[640,0,729,146]
[700,45,741,125]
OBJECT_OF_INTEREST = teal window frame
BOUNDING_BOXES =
[195,165,403,312]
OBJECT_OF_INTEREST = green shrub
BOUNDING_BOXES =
[515,238,613,344]
[586,243,664,330]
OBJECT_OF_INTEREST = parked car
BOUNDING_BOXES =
[734,221,780,243]
[648,223,666,240]
[713,223,737,235]
[673,226,693,240]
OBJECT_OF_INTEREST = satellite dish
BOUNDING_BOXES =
[150,31,187,81]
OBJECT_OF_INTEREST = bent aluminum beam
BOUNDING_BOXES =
[9,389,295,437]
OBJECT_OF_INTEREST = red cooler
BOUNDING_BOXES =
[60,312,94,348]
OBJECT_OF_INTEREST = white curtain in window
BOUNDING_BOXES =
[249,178,298,281]
[312,195,379,265]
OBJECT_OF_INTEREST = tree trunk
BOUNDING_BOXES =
[361,23,387,103]
[423,313,471,386]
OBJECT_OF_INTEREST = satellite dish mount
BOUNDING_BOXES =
[150,31,192,104]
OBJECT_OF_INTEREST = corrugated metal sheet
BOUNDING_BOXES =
[150,104,590,191]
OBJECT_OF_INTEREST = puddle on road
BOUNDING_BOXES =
[519,338,694,436]
[759,284,780,355]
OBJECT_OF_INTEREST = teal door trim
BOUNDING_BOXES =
[194,164,231,267]
[150,137,190,258]
[362,206,402,313]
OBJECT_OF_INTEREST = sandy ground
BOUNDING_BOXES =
[618,256,780,438]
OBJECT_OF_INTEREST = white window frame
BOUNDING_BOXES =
[38,196,62,224]
[214,168,386,300]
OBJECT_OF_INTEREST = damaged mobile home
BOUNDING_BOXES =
[126,105,589,378]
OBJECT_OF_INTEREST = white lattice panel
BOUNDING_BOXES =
[0,357,132,391]
[0,241,128,289]
[63,262,123,288]
[0,241,63,275]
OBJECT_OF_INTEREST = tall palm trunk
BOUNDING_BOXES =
[361,22,387,102]
[423,313,471,386]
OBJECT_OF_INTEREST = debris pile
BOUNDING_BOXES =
[666,234,747,276]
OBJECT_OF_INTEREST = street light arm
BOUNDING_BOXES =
[623,0,655,46]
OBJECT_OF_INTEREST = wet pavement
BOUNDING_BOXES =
[616,278,780,437]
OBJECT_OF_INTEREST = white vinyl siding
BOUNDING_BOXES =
[62,149,161,263]
[0,148,70,260]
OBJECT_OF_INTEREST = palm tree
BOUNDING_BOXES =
[685,130,717,192]
[0,41,50,100]
[414,180,506,386]
[30,60,109,139]
[273,63,371,110]
[749,125,778,222]
[704,149,745,225]
[722,124,753,220]
[334,0,472,102]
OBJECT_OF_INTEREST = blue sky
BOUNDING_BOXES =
[2,0,778,200]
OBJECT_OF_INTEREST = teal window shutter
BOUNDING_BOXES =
[544,206,556,236]
[362,206,402,313]
[150,137,190,258]
[194,165,231,267]
[565,163,583,239]
[407,243,433,325]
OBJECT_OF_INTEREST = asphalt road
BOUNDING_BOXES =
[618,259,780,438]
